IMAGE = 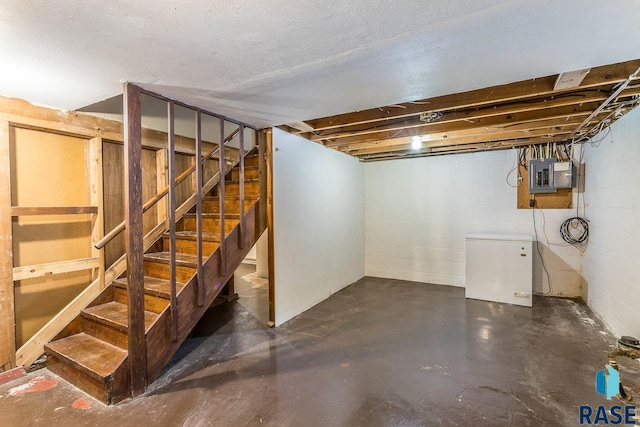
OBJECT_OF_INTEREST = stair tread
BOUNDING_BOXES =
[226,179,260,184]
[113,276,187,298]
[46,333,126,380]
[144,251,202,267]
[163,231,221,241]
[83,301,158,332]
[184,212,242,219]
[233,164,259,169]
[203,195,258,201]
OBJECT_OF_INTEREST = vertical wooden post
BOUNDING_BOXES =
[0,121,16,371]
[239,125,245,249]
[156,149,169,229]
[258,130,267,234]
[167,102,178,342]
[218,120,226,276]
[123,83,147,395]
[195,110,204,306]
[265,129,276,325]
[89,137,105,289]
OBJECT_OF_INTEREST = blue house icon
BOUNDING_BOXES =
[596,365,619,399]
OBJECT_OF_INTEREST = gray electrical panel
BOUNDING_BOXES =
[528,158,576,194]
[529,158,557,193]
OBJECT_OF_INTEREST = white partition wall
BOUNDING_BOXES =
[272,129,365,326]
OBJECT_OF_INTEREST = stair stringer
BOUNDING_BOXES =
[145,200,265,385]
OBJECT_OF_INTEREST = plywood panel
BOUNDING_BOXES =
[203,157,219,185]
[175,154,193,207]
[103,142,124,267]
[102,142,159,266]
[10,128,93,348]
[142,149,158,236]
[517,164,572,209]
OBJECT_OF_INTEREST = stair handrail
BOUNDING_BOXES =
[94,127,240,250]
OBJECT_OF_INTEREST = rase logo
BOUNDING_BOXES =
[579,405,636,425]
[579,364,636,425]
[596,365,620,400]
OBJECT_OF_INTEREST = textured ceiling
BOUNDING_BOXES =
[1,1,640,128]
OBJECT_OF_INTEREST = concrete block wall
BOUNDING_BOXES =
[583,106,640,336]
[364,149,584,297]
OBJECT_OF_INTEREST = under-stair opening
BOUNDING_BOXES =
[235,231,270,325]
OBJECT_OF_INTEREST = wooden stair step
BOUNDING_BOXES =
[231,167,259,180]
[223,180,260,196]
[45,333,127,382]
[163,231,221,242]
[231,165,259,170]
[226,178,260,185]
[243,156,259,167]
[203,195,258,201]
[144,251,202,268]
[161,232,221,257]
[181,215,239,233]
[202,195,258,209]
[82,301,158,333]
[184,212,242,219]
[112,276,187,299]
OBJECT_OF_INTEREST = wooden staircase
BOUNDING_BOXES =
[44,151,264,405]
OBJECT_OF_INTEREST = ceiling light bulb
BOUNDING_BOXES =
[411,136,422,150]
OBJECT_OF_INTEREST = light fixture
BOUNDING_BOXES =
[411,136,422,150]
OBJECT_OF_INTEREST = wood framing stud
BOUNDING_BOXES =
[0,121,15,371]
[265,129,276,325]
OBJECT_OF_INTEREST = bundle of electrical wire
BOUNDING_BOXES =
[560,217,589,245]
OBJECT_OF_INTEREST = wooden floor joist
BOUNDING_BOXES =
[281,58,640,161]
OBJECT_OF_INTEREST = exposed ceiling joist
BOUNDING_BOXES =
[309,86,640,144]
[281,58,640,162]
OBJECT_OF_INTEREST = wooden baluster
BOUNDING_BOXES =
[123,83,147,395]
[239,125,245,249]
[195,110,204,306]
[219,120,226,276]
[168,101,178,342]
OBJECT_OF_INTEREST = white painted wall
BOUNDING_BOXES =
[270,106,640,325]
[365,150,583,297]
[582,106,640,336]
[256,232,269,279]
[273,129,365,325]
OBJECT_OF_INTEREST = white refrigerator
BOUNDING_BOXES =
[465,233,533,307]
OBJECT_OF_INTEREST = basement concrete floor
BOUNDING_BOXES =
[234,262,269,325]
[0,277,635,426]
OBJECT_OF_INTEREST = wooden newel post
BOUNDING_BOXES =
[123,83,147,395]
